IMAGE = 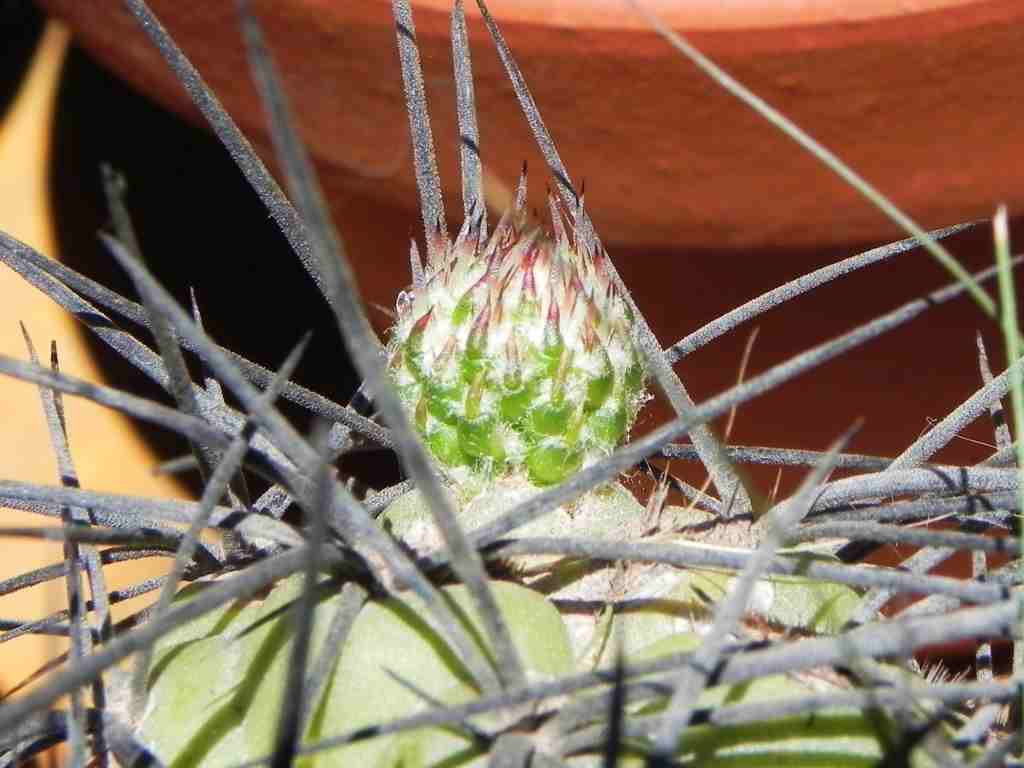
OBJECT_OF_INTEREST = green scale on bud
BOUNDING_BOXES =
[388,181,648,487]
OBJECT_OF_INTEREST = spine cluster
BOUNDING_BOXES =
[388,187,647,486]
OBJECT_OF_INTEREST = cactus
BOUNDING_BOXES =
[387,191,647,487]
[0,1,1019,766]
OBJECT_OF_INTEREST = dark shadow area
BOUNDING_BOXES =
[0,2,45,123]
[47,44,402,495]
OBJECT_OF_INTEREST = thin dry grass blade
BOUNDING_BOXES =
[976,332,1013,450]
[0,547,323,734]
[128,332,312,705]
[269,423,334,765]
[239,0,524,690]
[651,423,857,755]
[665,222,976,362]
[435,260,1010,563]
[102,232,502,694]
[889,352,1024,470]
[20,329,95,766]
[450,0,484,237]
[0,229,387,443]
[392,0,447,259]
[627,0,998,321]
[119,0,336,308]
[280,597,1019,761]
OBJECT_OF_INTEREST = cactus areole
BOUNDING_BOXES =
[387,190,648,487]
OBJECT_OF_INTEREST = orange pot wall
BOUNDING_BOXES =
[33,0,1024,475]
[414,0,1002,30]
[28,1,1024,671]
[36,0,1024,250]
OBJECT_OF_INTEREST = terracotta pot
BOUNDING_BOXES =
[34,0,1024,250]
[24,1,1020,673]
[9,4,1015,692]
[30,0,1024,473]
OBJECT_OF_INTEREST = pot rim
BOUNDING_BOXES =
[406,0,1007,31]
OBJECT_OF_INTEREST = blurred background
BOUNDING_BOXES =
[1,0,1022,736]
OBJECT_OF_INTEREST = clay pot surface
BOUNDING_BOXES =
[31,0,1024,476]
[36,0,1024,249]
[21,1,1021,677]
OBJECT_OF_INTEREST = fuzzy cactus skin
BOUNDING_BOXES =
[381,482,863,659]
[134,570,953,767]
[387,194,647,487]
[136,577,575,766]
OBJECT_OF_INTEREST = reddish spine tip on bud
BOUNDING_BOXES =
[468,305,491,351]
[465,372,485,420]
[566,271,584,314]
[514,161,529,211]
[427,215,448,261]
[521,254,538,302]
[503,332,524,391]
[520,240,540,270]
[485,246,504,277]
[466,231,481,262]
[412,307,434,336]
[581,324,596,353]
[545,301,562,346]
[547,189,566,246]
[497,264,517,298]
[500,223,517,251]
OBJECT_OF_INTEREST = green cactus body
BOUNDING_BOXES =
[127,165,960,767]
[135,573,950,768]
[388,192,648,487]
[381,487,862,661]
[137,577,575,766]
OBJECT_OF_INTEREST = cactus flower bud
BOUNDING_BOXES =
[388,181,648,487]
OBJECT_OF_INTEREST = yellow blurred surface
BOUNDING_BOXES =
[0,21,184,698]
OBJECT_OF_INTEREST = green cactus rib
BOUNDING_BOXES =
[389,189,647,486]
[136,572,959,767]
[138,577,574,767]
